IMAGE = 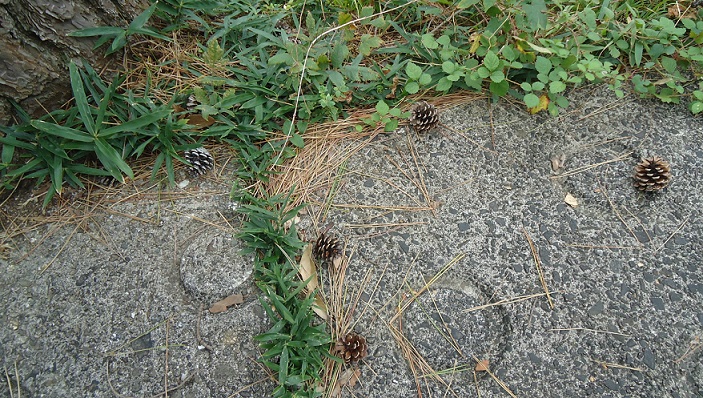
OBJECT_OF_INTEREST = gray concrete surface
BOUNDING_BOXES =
[1,85,702,397]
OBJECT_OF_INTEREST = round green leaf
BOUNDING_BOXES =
[549,81,567,93]
[490,70,504,83]
[375,100,390,115]
[524,93,540,108]
[405,81,420,94]
[406,61,423,80]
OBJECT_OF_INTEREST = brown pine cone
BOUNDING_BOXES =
[313,233,343,264]
[408,101,439,133]
[335,333,368,364]
[633,156,671,192]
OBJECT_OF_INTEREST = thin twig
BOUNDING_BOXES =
[551,327,630,337]
[655,217,689,253]
[550,152,630,179]
[521,229,554,309]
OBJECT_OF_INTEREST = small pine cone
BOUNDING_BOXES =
[408,101,439,133]
[633,156,671,192]
[336,333,368,364]
[313,233,343,264]
[185,94,199,111]
[184,147,214,177]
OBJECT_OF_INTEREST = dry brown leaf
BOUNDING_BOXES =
[209,294,244,313]
[299,244,328,320]
[299,244,318,294]
[185,114,216,129]
[475,359,490,372]
[564,193,579,208]
[331,368,362,397]
[312,294,328,321]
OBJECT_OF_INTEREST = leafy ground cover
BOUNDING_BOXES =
[1,0,702,396]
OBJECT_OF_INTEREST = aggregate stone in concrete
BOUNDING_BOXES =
[1,85,702,398]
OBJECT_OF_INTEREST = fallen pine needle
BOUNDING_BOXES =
[522,229,554,309]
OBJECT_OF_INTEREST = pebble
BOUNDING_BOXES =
[588,301,604,316]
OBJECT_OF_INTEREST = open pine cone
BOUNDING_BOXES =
[335,333,368,364]
[184,147,214,177]
[408,101,439,133]
[633,156,671,192]
[313,233,343,264]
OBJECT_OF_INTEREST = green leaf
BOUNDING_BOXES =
[436,77,453,92]
[535,56,551,75]
[633,42,643,66]
[421,33,438,49]
[290,133,304,148]
[30,120,93,142]
[375,100,390,116]
[100,109,171,138]
[483,50,500,71]
[128,1,159,30]
[359,34,382,56]
[660,57,677,73]
[384,118,399,132]
[330,43,349,68]
[268,52,294,65]
[69,62,95,135]
[524,0,548,30]
[691,101,703,114]
[524,93,540,108]
[406,61,423,80]
[405,81,420,94]
[442,61,457,74]
[418,73,432,86]
[489,70,504,83]
[94,138,133,180]
[549,81,567,93]
[489,80,509,96]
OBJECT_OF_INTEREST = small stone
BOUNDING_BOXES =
[588,301,604,316]
[650,297,665,310]
[643,348,656,370]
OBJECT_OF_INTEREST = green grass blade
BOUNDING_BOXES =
[30,120,93,142]
[99,108,171,138]
[69,61,95,135]
[129,2,159,30]
[94,138,133,180]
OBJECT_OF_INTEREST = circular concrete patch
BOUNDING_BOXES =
[180,230,253,304]
[402,280,511,377]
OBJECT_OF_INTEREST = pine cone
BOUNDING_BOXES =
[313,233,343,264]
[408,101,439,133]
[185,94,199,111]
[335,333,368,364]
[633,156,671,192]
[184,147,214,177]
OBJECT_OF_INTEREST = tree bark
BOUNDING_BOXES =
[0,0,150,124]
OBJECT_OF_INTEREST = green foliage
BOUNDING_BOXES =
[69,2,170,55]
[233,187,331,398]
[0,61,176,206]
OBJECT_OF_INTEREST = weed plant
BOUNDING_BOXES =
[1,0,703,395]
